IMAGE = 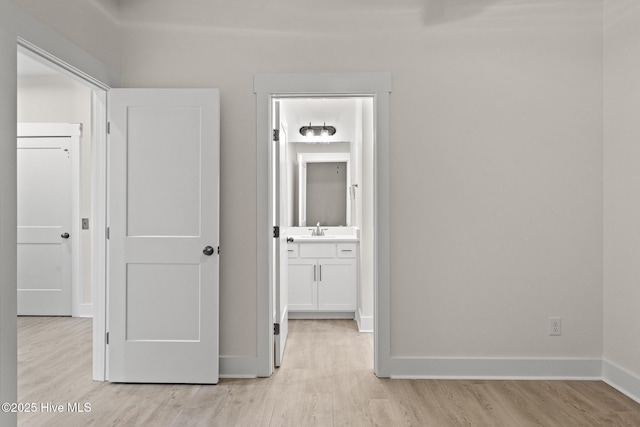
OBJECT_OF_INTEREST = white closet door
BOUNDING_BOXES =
[108,88,220,384]
[17,136,72,316]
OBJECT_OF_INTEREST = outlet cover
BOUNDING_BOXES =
[549,317,562,336]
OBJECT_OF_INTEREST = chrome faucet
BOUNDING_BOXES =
[312,222,324,236]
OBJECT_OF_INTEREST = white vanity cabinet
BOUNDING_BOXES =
[288,242,357,313]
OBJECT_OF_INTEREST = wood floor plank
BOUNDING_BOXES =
[382,379,436,426]
[332,371,368,427]
[268,390,305,426]
[364,398,400,427]
[16,316,640,426]
[301,392,333,426]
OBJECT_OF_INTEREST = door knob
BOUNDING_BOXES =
[287,237,294,243]
[61,233,70,239]
[203,246,215,256]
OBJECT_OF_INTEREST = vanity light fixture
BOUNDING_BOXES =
[299,122,336,138]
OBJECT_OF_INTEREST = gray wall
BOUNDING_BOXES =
[7,0,120,72]
[3,0,624,381]
[603,0,640,382]
[116,0,604,359]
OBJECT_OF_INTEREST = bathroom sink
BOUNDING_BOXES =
[290,235,360,242]
[287,226,359,242]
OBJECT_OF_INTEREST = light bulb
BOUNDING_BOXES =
[321,122,329,138]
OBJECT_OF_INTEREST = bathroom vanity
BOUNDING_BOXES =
[287,228,358,318]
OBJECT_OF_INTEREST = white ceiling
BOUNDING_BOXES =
[281,98,358,129]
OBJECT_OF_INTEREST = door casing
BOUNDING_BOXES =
[254,73,392,377]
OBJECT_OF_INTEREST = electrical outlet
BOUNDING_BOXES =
[549,317,562,336]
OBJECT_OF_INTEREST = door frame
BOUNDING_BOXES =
[17,40,111,381]
[254,73,392,377]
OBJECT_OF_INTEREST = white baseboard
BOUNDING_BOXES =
[288,311,355,320]
[356,309,373,333]
[74,303,93,318]
[218,356,640,404]
[220,356,602,380]
[219,356,258,379]
[603,359,640,404]
[389,357,602,380]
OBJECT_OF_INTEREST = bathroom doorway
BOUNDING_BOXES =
[254,73,392,378]
[274,96,375,367]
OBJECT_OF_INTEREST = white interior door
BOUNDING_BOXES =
[17,136,72,316]
[108,88,220,383]
[274,102,289,367]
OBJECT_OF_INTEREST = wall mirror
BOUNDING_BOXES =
[297,153,351,227]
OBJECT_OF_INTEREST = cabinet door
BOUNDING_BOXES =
[318,259,356,311]
[288,259,317,311]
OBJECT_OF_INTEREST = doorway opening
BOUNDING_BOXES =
[16,41,109,382]
[254,72,392,378]
[17,51,91,317]
[16,41,220,385]
[272,96,375,368]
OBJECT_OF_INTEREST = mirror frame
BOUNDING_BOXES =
[297,152,351,227]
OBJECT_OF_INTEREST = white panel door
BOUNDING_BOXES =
[274,102,288,367]
[17,137,72,315]
[108,89,220,384]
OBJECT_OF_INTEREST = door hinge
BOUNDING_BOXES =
[106,227,110,240]
[107,122,111,135]
[274,323,280,336]
[273,226,280,238]
[106,332,109,344]
[273,129,279,142]
[217,246,220,254]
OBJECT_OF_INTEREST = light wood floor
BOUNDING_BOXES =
[17,317,640,426]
